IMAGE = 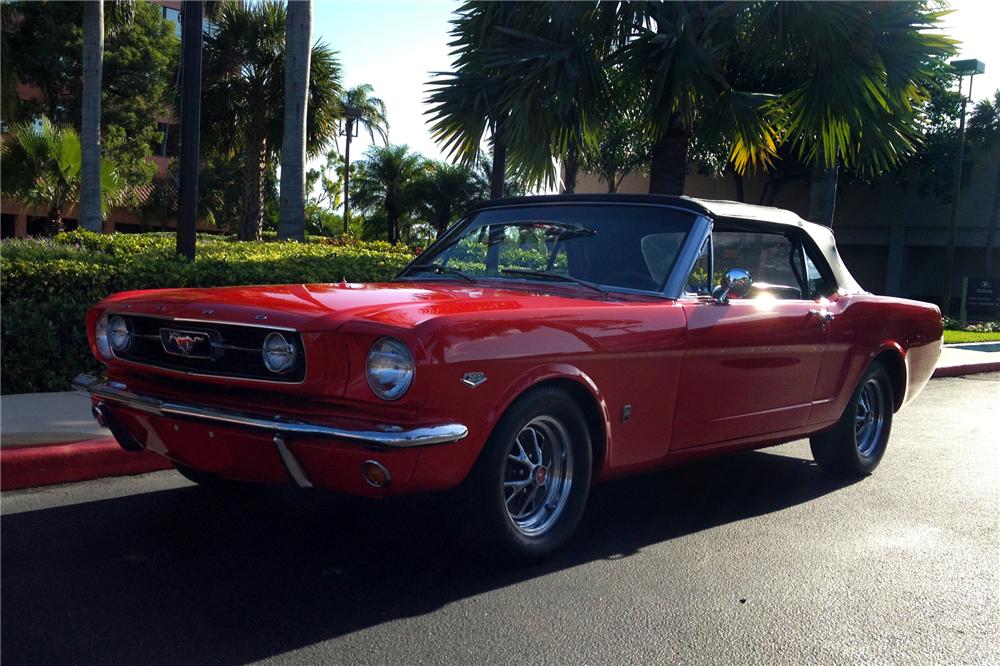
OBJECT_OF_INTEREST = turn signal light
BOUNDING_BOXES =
[361,460,392,488]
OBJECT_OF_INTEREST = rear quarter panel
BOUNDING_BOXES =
[812,293,942,424]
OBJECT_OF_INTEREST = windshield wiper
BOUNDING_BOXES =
[500,269,608,295]
[406,263,476,283]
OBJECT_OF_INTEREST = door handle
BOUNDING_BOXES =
[808,309,835,325]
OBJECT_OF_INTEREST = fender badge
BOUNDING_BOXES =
[461,372,487,388]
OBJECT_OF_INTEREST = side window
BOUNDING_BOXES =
[802,244,835,298]
[713,230,804,300]
[685,237,711,296]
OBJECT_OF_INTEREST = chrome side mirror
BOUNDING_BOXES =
[714,268,753,304]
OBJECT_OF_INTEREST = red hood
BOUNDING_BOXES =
[97,281,634,332]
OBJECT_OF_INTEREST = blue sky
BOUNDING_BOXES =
[312,0,457,163]
[309,0,999,171]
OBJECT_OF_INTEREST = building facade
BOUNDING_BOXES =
[575,148,1000,307]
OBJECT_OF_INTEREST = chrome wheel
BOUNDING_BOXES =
[855,378,886,457]
[503,416,574,537]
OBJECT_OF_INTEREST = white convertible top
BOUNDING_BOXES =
[686,198,866,294]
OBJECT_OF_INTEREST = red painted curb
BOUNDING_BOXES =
[0,438,172,491]
[932,361,1000,379]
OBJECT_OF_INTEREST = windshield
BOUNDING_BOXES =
[400,204,696,294]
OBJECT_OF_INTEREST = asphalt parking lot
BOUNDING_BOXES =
[2,373,998,665]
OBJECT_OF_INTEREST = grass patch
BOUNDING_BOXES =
[943,330,1000,344]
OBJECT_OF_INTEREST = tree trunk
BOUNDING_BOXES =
[46,210,64,236]
[606,172,617,193]
[490,118,507,199]
[807,162,838,227]
[80,0,104,233]
[436,204,451,238]
[278,0,311,242]
[648,125,689,195]
[730,170,745,203]
[239,135,266,241]
[562,144,578,194]
[342,128,352,235]
[176,0,203,260]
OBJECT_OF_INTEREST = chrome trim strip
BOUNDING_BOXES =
[72,373,469,448]
[107,311,299,332]
[274,434,313,488]
[663,214,713,299]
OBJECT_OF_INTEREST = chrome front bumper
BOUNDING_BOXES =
[73,373,469,449]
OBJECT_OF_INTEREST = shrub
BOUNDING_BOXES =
[1,231,415,394]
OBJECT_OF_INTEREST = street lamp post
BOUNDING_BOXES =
[941,58,986,317]
[341,106,362,236]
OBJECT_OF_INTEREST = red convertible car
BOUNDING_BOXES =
[76,195,942,560]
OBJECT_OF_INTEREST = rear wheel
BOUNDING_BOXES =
[460,387,592,562]
[810,363,894,477]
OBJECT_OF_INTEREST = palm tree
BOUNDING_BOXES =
[426,2,525,199]
[278,0,312,242]
[80,0,135,233]
[338,84,388,235]
[620,2,779,196]
[752,3,956,225]
[418,162,483,238]
[1,117,125,233]
[352,144,426,244]
[202,0,342,241]
[79,0,105,232]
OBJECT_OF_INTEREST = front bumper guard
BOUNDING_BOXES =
[73,373,469,449]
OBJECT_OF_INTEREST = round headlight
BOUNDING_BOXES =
[108,315,131,353]
[95,314,113,360]
[366,337,414,401]
[262,331,297,374]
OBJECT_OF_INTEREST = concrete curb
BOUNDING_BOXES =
[931,361,1000,379]
[0,438,172,491]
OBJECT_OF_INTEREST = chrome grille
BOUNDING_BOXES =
[110,314,306,383]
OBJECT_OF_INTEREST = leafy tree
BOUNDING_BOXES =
[1,117,124,233]
[581,66,651,192]
[426,2,524,198]
[351,144,427,243]
[278,0,312,242]
[3,1,177,208]
[617,2,779,196]
[417,161,484,237]
[202,0,343,241]
[750,2,957,225]
[338,84,389,234]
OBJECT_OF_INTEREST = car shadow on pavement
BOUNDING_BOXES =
[1,448,856,665]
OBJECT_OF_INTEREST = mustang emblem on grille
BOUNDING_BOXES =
[160,328,214,358]
[171,333,201,354]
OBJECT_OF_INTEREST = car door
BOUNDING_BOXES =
[671,227,831,449]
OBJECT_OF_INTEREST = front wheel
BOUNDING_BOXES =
[460,387,592,562]
[810,363,894,477]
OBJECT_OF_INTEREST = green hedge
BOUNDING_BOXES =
[1,231,415,394]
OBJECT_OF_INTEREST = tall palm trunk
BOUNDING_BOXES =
[436,204,451,238]
[808,163,839,227]
[562,144,579,194]
[278,0,311,242]
[239,134,267,241]
[80,0,104,232]
[648,124,689,196]
[490,117,507,199]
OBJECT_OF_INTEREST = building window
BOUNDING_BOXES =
[162,7,182,38]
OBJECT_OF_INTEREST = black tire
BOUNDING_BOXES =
[810,362,894,477]
[172,462,257,491]
[459,387,593,563]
